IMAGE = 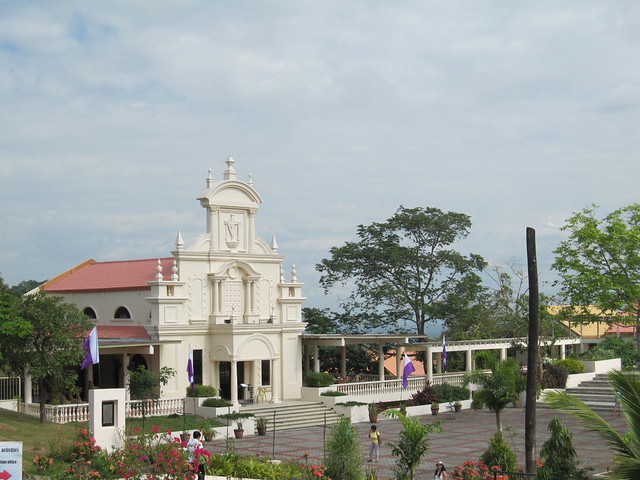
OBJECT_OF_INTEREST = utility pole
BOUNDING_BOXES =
[525,227,539,473]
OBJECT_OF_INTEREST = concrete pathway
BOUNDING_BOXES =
[205,405,625,479]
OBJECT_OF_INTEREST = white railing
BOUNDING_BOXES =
[19,397,185,424]
[333,372,467,396]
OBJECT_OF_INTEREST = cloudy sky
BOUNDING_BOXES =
[1,1,639,310]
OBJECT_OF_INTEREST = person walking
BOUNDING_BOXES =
[187,430,206,480]
[434,461,448,480]
[367,424,382,463]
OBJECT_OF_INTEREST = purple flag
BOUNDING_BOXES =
[81,326,99,370]
[442,335,447,371]
[402,353,415,389]
[187,349,195,390]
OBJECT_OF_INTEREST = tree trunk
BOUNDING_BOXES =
[525,227,539,474]
[496,411,502,433]
[38,378,47,423]
[636,311,640,368]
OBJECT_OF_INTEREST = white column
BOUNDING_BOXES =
[244,281,251,316]
[378,343,385,381]
[426,347,433,383]
[435,352,442,374]
[313,345,320,373]
[560,344,566,360]
[231,360,239,406]
[122,354,130,401]
[466,349,473,373]
[397,346,405,380]
[23,368,32,404]
[500,348,507,361]
[212,280,219,314]
[271,358,281,403]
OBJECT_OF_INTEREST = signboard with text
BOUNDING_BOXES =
[0,442,22,480]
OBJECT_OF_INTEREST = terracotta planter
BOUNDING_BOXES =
[485,475,508,480]
[204,433,213,441]
[234,428,244,439]
[180,432,191,443]
[257,426,267,436]
[369,414,378,423]
[431,405,439,415]
[454,404,462,412]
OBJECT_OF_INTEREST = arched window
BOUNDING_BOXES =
[83,307,97,319]
[114,306,131,319]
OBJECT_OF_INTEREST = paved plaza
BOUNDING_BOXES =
[206,405,625,479]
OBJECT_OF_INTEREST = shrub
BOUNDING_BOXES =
[537,417,591,480]
[431,382,470,402]
[201,397,232,408]
[480,432,517,472]
[542,363,568,389]
[304,371,335,387]
[325,417,364,480]
[409,381,438,405]
[579,337,637,368]
[321,390,347,397]
[186,384,218,397]
[553,358,585,374]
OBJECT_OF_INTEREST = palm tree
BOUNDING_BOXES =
[464,351,525,432]
[545,370,640,480]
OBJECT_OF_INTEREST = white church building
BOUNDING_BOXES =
[40,157,306,406]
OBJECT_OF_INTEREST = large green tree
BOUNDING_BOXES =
[316,206,486,336]
[552,204,640,364]
[0,291,93,422]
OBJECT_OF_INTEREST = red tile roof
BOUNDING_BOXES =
[44,258,175,293]
[605,323,637,335]
[96,325,151,340]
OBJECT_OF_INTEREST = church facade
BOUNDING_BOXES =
[41,157,306,405]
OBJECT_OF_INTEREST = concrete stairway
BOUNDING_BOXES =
[564,373,616,413]
[241,401,342,431]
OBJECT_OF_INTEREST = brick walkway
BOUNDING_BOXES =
[205,405,625,479]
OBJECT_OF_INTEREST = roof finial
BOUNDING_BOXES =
[224,155,237,180]
[206,168,213,188]
[171,260,179,281]
[155,259,163,281]
[248,172,254,186]
[175,230,184,251]
[271,234,279,251]
[291,264,297,283]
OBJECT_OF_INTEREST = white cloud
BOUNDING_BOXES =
[1,0,639,307]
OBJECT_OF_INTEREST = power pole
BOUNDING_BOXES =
[525,227,539,473]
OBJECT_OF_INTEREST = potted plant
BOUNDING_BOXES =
[179,431,191,443]
[368,403,379,423]
[453,401,462,413]
[198,420,215,441]
[431,401,440,415]
[219,412,254,439]
[256,416,268,436]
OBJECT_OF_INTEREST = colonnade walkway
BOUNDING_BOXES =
[205,404,625,479]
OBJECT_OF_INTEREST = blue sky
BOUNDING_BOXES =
[1,1,639,313]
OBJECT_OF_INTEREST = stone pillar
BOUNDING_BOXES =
[271,358,281,403]
[435,352,442,374]
[313,345,320,373]
[466,349,473,373]
[397,346,405,380]
[500,348,507,361]
[122,354,130,401]
[426,347,433,383]
[23,368,32,404]
[560,344,566,360]
[340,346,347,380]
[231,360,239,406]
[248,210,256,252]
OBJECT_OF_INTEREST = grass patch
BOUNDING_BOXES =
[0,408,82,474]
